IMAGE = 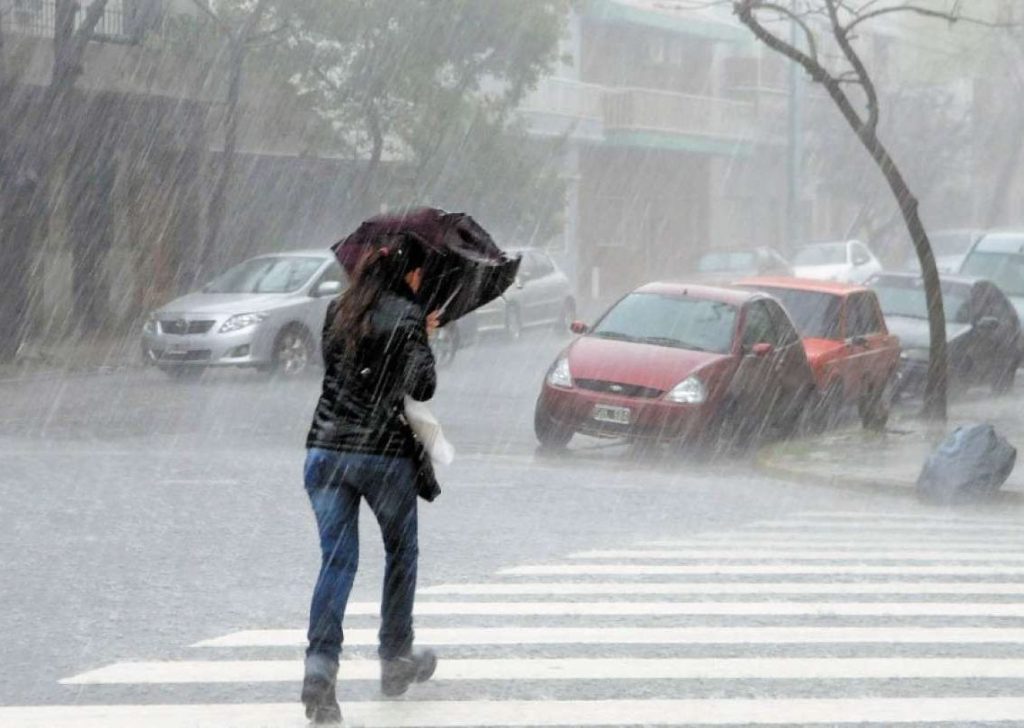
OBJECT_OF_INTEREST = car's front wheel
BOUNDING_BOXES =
[269,325,314,377]
[811,380,844,432]
[858,381,889,431]
[534,406,573,449]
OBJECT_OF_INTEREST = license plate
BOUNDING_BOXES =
[168,343,188,354]
[593,405,631,425]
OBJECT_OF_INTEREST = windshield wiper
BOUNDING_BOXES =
[641,336,704,351]
[593,330,637,342]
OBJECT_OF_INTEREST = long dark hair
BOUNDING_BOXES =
[329,232,428,351]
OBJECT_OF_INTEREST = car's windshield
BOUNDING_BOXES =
[696,251,757,274]
[592,292,737,354]
[960,251,1024,297]
[204,256,324,294]
[871,279,972,324]
[755,287,842,339]
[929,232,974,258]
[793,244,847,266]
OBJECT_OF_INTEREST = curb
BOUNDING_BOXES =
[755,448,1024,506]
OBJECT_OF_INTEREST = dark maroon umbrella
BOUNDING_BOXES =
[332,207,521,326]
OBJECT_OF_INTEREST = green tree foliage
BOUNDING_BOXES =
[273,0,571,240]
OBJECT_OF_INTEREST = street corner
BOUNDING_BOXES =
[756,421,1024,505]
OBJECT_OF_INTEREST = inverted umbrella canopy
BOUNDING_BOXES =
[332,207,520,326]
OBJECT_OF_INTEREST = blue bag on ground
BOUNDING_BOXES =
[916,424,1016,504]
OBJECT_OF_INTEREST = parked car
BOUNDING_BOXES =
[692,247,792,281]
[959,231,1024,321]
[901,229,982,274]
[533,282,816,450]
[868,272,1022,398]
[735,277,900,430]
[791,240,882,284]
[142,250,345,379]
[472,247,575,339]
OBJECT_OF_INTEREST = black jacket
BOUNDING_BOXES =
[306,285,436,456]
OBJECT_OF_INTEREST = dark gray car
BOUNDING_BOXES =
[142,250,346,379]
[869,272,1022,398]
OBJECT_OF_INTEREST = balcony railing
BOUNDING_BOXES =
[603,87,755,140]
[520,77,757,143]
[519,77,604,121]
[8,0,132,41]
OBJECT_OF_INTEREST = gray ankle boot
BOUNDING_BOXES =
[302,653,341,724]
[380,648,438,697]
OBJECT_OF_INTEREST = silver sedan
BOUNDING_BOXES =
[472,247,575,339]
[142,250,345,379]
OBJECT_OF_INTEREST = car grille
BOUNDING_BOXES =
[575,379,663,399]
[160,320,216,335]
[158,349,212,362]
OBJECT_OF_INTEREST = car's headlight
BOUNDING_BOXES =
[143,314,157,335]
[666,376,706,404]
[547,356,573,388]
[219,313,268,334]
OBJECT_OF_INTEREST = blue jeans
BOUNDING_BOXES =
[304,448,419,663]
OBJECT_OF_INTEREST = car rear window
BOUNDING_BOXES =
[696,251,757,274]
[871,278,972,324]
[961,251,1024,297]
[592,293,737,354]
[793,244,846,266]
[755,287,842,339]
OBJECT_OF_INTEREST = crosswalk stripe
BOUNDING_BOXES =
[743,520,1024,532]
[193,625,1024,648]
[641,538,1024,548]
[792,512,1024,526]
[569,549,1024,561]
[419,581,1024,596]
[500,563,1024,576]
[340,599,1024,617]
[9,697,1024,726]
[60,656,1024,685]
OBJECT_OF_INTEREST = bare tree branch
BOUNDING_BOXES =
[825,0,879,131]
[844,3,1005,34]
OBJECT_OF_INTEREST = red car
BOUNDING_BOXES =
[735,277,901,430]
[533,282,817,449]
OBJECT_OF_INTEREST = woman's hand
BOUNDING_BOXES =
[426,311,441,337]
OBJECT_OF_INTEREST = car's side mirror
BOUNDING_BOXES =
[977,316,1000,331]
[570,321,589,335]
[751,342,774,357]
[314,280,343,298]
[515,277,525,290]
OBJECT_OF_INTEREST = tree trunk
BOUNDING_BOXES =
[841,116,948,420]
[733,1,947,419]
[866,139,947,418]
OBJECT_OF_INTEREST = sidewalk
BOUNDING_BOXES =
[758,392,1024,501]
[0,336,141,383]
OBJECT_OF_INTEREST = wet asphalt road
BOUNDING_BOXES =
[2,330,1017,723]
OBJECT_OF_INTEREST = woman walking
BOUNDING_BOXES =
[301,232,439,724]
